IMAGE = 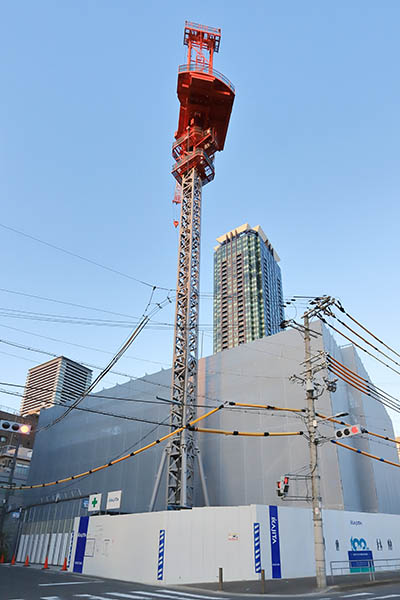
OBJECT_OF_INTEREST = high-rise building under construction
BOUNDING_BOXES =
[213,223,284,353]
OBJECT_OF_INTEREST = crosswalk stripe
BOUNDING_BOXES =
[125,593,172,599]
[105,595,153,600]
[41,580,103,586]
[74,595,113,600]
[342,595,374,598]
[155,591,221,600]
[127,591,220,600]
[368,596,400,599]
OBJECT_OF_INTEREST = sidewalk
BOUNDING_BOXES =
[186,570,400,595]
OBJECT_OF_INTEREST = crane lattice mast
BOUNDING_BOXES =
[167,22,235,509]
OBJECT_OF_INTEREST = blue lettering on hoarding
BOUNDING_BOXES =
[73,516,89,573]
[269,506,282,579]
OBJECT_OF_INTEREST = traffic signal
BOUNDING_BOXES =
[335,424,361,439]
[0,420,31,435]
[276,476,289,497]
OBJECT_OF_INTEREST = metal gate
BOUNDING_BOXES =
[15,495,87,566]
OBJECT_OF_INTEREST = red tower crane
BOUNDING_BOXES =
[167,22,235,509]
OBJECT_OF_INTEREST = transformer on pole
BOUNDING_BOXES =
[166,22,235,509]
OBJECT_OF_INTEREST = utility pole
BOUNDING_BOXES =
[302,297,334,590]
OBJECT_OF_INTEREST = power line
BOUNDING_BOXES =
[326,307,400,371]
[334,300,400,361]
[0,223,174,292]
[332,438,400,470]
[327,354,400,408]
[0,381,216,410]
[0,405,224,490]
[0,287,138,319]
[39,292,172,431]
[189,426,304,437]
[0,386,173,428]
[318,315,400,378]
[0,323,168,367]
[327,359,400,417]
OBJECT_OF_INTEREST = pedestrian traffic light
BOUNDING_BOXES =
[0,420,31,435]
[335,424,361,439]
[276,476,289,497]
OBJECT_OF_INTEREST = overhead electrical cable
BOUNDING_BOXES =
[0,381,217,410]
[0,323,168,366]
[0,222,174,291]
[318,315,400,378]
[327,358,397,406]
[0,336,295,401]
[0,337,172,382]
[38,292,172,431]
[328,363,400,417]
[316,409,400,447]
[327,354,400,406]
[229,401,306,414]
[0,287,138,319]
[0,387,173,428]
[331,438,400,469]
[0,405,224,490]
[334,300,400,361]
[326,308,400,370]
[188,427,304,437]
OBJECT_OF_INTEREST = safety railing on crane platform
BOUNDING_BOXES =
[172,148,214,172]
[185,22,221,36]
[178,64,235,93]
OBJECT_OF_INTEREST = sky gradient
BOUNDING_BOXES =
[1,1,400,433]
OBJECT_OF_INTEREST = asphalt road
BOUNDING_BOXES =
[2,565,400,600]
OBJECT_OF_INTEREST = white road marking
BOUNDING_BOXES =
[155,591,222,600]
[40,580,103,586]
[368,596,400,599]
[41,597,62,600]
[106,595,161,600]
[73,595,111,600]
[127,591,220,600]
[342,595,374,598]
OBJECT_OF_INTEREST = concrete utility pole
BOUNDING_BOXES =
[303,307,327,589]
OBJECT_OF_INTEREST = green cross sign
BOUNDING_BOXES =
[91,497,98,508]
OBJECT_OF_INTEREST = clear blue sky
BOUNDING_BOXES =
[1,2,400,431]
